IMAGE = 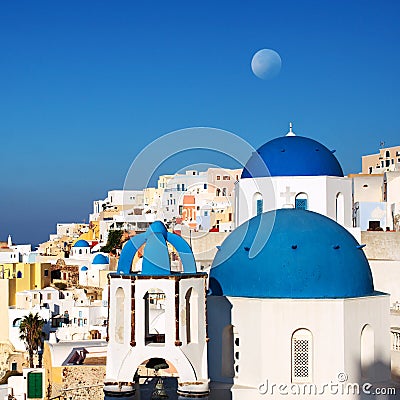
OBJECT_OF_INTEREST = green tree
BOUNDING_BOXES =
[100,230,124,254]
[19,313,45,368]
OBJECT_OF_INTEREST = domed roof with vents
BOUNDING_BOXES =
[241,133,343,179]
[73,239,90,248]
[209,209,374,299]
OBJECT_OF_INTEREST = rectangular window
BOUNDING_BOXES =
[293,339,310,381]
[223,176,230,180]
[47,293,51,300]
[11,362,17,371]
[292,329,312,384]
[203,184,208,189]
[44,269,49,277]
[79,311,82,317]
[295,199,308,210]
[216,176,221,180]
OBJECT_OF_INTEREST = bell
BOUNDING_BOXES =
[151,377,168,399]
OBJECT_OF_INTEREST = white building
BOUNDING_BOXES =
[352,170,400,231]
[7,368,46,400]
[69,239,91,259]
[208,208,391,399]
[8,307,53,352]
[78,253,110,287]
[91,190,144,220]
[55,301,107,341]
[105,221,209,397]
[56,223,89,238]
[235,125,353,232]
[385,171,400,230]
[0,240,32,264]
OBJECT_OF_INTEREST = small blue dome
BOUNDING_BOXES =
[241,135,344,178]
[73,239,90,248]
[92,254,109,265]
[81,266,88,271]
[210,209,374,299]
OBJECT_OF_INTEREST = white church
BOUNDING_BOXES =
[105,127,393,399]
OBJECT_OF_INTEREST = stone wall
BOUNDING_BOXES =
[55,366,106,400]
[185,231,229,268]
[361,231,400,260]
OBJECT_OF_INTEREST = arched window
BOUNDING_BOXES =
[295,193,308,210]
[16,271,22,279]
[115,287,125,344]
[292,329,313,383]
[336,192,345,225]
[361,324,374,379]
[222,325,235,378]
[144,289,166,345]
[12,318,21,327]
[79,249,82,255]
[185,287,198,344]
[253,192,263,216]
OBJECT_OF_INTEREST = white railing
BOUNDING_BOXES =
[391,327,400,351]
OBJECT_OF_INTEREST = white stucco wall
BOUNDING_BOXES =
[106,275,208,385]
[236,176,352,228]
[208,294,391,399]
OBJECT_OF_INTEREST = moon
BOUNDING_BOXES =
[251,49,282,80]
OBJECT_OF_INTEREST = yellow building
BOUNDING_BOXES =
[73,221,100,244]
[0,262,51,376]
[362,145,400,174]
[0,262,51,342]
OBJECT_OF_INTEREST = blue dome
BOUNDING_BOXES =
[92,254,109,265]
[241,135,344,178]
[210,209,374,299]
[81,266,88,271]
[73,239,90,248]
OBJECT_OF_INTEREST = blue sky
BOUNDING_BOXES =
[1,0,399,245]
